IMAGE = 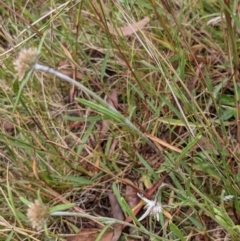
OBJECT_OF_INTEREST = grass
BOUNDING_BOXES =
[1,0,240,240]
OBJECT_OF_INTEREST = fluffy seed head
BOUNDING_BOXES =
[14,47,38,81]
[27,200,49,230]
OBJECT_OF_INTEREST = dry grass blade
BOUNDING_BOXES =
[2,0,240,240]
[146,133,182,153]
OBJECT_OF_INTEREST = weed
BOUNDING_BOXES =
[1,0,240,240]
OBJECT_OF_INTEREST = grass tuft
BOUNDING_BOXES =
[1,0,240,240]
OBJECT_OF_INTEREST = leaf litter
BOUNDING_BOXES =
[108,191,124,241]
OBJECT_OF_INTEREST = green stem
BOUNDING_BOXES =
[34,63,159,153]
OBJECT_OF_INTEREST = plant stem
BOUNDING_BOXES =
[34,63,159,153]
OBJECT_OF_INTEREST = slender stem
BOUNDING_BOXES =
[51,211,121,224]
[34,63,159,153]
[51,211,152,235]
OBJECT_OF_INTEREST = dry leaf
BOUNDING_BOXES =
[108,17,150,37]
[2,121,14,135]
[125,180,139,209]
[67,229,138,241]
[108,138,119,156]
[66,229,113,241]
[106,89,118,109]
[108,192,124,241]
[124,180,139,235]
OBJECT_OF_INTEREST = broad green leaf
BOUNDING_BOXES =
[176,135,202,164]
[136,152,158,179]
[76,98,124,123]
[219,94,235,106]
[19,196,31,206]
[169,221,185,241]
[53,175,94,186]
[49,203,75,213]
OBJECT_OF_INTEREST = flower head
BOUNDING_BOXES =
[27,200,49,230]
[14,47,38,81]
[137,193,162,221]
[223,195,240,201]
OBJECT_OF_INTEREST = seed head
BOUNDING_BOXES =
[27,200,49,230]
[14,47,38,81]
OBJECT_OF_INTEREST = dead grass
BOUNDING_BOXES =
[1,0,240,240]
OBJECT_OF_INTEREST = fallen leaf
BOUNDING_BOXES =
[108,17,150,37]
[124,179,139,234]
[69,122,83,130]
[67,229,139,241]
[125,180,139,209]
[108,192,124,241]
[2,121,15,136]
[66,229,113,241]
[106,89,118,109]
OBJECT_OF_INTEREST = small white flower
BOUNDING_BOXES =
[223,195,235,201]
[223,195,240,201]
[137,193,162,221]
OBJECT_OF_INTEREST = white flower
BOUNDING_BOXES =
[137,193,162,221]
[223,195,240,201]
